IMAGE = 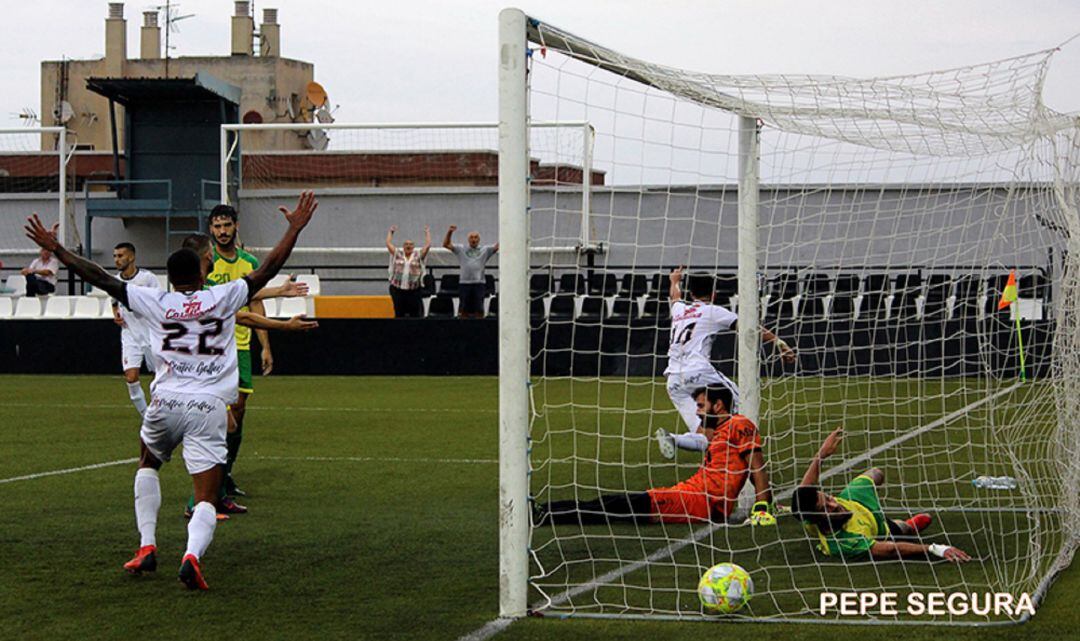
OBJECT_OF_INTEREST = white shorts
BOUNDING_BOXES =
[121,338,157,372]
[140,392,228,475]
[665,369,740,410]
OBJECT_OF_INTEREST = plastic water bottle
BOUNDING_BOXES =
[972,476,1018,490]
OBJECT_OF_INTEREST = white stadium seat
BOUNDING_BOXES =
[259,298,279,317]
[42,296,74,318]
[5,275,27,297]
[14,297,42,318]
[0,297,13,318]
[275,297,307,318]
[266,274,289,289]
[71,296,101,319]
[296,274,321,296]
[90,287,110,298]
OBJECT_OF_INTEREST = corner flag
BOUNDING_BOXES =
[997,270,1018,310]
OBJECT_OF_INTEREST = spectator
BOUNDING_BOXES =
[386,224,431,318]
[23,247,60,296]
[443,226,498,318]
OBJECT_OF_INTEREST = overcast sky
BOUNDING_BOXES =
[4,0,1080,128]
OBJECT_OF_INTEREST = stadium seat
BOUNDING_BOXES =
[640,298,671,322]
[577,296,606,323]
[420,273,436,297]
[923,275,951,319]
[829,294,860,319]
[4,275,27,297]
[1020,273,1049,299]
[296,274,321,296]
[42,296,73,318]
[260,298,279,318]
[530,273,555,296]
[617,273,648,298]
[0,297,12,318]
[559,273,586,295]
[99,299,116,318]
[862,274,891,319]
[486,297,498,317]
[587,273,618,296]
[530,297,547,320]
[439,274,460,297]
[427,295,456,318]
[71,296,101,319]
[266,274,289,289]
[548,294,576,320]
[713,274,738,300]
[275,297,306,318]
[485,274,496,296]
[952,275,981,319]
[14,297,42,318]
[834,274,861,295]
[606,297,635,323]
[90,286,110,298]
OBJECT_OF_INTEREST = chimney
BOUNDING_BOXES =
[140,11,160,59]
[105,3,127,76]
[260,8,280,57]
[231,1,254,56]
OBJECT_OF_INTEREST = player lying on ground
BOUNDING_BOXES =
[790,426,971,563]
[657,267,796,459]
[536,384,779,527]
[23,190,319,590]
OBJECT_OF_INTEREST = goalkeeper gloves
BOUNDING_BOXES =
[748,501,777,527]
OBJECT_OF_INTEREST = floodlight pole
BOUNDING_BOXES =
[736,115,761,517]
[497,7,530,619]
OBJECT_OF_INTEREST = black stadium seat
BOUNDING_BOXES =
[427,295,455,318]
[439,273,460,297]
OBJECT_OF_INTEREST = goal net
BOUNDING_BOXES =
[0,127,76,252]
[500,10,1080,625]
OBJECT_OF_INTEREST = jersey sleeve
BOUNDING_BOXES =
[671,300,686,314]
[709,305,738,330]
[213,279,252,316]
[142,271,162,290]
[123,284,158,320]
[730,417,762,456]
[829,532,874,559]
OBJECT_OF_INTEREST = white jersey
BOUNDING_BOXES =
[664,300,738,375]
[116,268,161,347]
[124,279,251,402]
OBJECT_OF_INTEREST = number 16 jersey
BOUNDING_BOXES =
[124,279,251,402]
[664,300,738,375]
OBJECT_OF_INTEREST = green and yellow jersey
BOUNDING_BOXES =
[803,475,888,559]
[208,246,260,351]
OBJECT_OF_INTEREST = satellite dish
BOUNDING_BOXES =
[315,105,334,124]
[306,128,329,151]
[306,81,328,108]
[53,101,74,124]
[242,110,264,124]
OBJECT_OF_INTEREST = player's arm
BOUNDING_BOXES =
[251,275,309,300]
[760,326,796,364]
[443,225,456,250]
[668,265,684,301]
[23,214,128,305]
[492,242,499,253]
[747,448,772,505]
[420,225,432,260]
[236,311,318,331]
[869,541,971,563]
[801,426,843,486]
[243,191,318,295]
[250,298,273,375]
[386,225,398,256]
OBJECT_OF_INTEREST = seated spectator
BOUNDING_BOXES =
[386,224,431,318]
[23,247,60,296]
[443,225,498,318]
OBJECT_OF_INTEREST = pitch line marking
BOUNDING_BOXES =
[1,402,496,414]
[254,455,498,465]
[457,381,1024,640]
[0,457,137,485]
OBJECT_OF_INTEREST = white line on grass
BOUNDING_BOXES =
[254,455,498,465]
[2,402,496,414]
[457,381,1024,640]
[0,457,137,485]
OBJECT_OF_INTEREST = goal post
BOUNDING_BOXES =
[0,126,75,251]
[501,9,1080,626]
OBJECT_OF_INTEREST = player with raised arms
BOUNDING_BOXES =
[110,242,161,417]
[656,266,796,459]
[23,190,319,590]
[790,426,972,563]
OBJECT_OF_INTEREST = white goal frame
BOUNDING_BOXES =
[0,126,74,251]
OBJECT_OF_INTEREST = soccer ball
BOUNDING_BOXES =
[697,562,753,614]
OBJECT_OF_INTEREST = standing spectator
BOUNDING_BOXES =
[443,226,498,318]
[23,247,60,296]
[386,224,431,317]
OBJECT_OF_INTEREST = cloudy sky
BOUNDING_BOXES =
[4,0,1080,127]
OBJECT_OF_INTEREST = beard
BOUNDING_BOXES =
[702,412,721,429]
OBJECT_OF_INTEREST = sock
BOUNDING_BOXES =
[184,501,217,560]
[673,431,709,452]
[225,422,244,480]
[133,468,161,548]
[127,381,148,416]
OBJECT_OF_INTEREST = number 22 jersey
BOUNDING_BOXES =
[123,279,251,402]
[664,300,738,375]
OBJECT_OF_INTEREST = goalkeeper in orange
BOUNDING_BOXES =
[534,385,778,527]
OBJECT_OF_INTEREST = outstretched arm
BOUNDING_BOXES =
[668,266,684,302]
[760,326,796,364]
[870,541,971,563]
[252,276,309,300]
[801,426,843,486]
[245,191,318,295]
[420,225,432,260]
[23,214,127,305]
[236,311,318,332]
[386,225,397,257]
[443,225,456,250]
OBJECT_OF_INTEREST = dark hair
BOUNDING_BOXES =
[687,273,716,300]
[181,232,212,256]
[208,204,238,224]
[166,248,203,287]
[791,485,851,533]
[114,242,136,253]
[692,384,734,414]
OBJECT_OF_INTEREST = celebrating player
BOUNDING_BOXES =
[536,384,778,527]
[23,191,318,590]
[656,267,796,459]
[790,426,972,563]
[111,242,161,416]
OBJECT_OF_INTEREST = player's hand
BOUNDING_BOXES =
[278,190,318,231]
[669,265,684,285]
[389,225,397,234]
[749,501,776,527]
[112,308,126,327]
[23,213,61,252]
[261,348,274,376]
[818,426,844,459]
[279,275,309,298]
[448,225,457,233]
[943,546,971,563]
[283,314,318,332]
[779,342,796,364]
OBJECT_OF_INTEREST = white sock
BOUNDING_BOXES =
[127,381,148,416]
[673,431,709,452]
[133,468,161,548]
[185,501,217,560]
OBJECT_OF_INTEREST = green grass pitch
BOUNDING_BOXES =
[0,374,1076,640]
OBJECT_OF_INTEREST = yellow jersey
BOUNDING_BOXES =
[207,246,259,350]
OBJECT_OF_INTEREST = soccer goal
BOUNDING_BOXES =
[0,127,77,251]
[497,8,1080,625]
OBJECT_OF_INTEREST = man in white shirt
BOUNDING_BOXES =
[22,190,318,591]
[111,242,161,417]
[22,248,60,296]
[656,267,796,459]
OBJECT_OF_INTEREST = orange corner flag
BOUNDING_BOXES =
[997,270,1018,310]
